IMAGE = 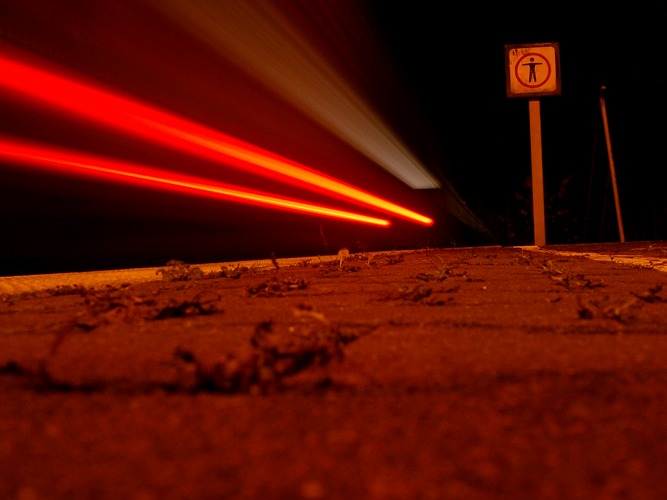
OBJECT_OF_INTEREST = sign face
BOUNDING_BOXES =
[505,43,561,98]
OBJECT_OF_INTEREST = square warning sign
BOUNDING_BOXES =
[505,43,561,98]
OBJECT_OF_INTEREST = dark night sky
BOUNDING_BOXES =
[0,1,665,276]
[372,3,666,245]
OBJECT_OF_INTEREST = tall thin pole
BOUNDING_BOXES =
[599,85,625,242]
[529,99,546,246]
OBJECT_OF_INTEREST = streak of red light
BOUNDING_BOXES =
[0,137,391,227]
[0,52,434,226]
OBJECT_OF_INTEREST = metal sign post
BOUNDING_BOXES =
[599,85,625,242]
[505,42,561,247]
[528,99,546,246]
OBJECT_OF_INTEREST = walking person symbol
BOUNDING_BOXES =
[523,57,542,82]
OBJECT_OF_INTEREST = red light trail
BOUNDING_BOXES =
[0,137,391,227]
[0,52,434,226]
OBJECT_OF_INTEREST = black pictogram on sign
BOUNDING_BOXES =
[516,53,551,88]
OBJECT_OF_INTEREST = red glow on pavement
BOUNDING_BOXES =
[0,137,391,227]
[0,53,433,226]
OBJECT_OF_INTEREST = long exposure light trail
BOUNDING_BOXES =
[149,0,442,190]
[0,52,434,226]
[0,137,391,227]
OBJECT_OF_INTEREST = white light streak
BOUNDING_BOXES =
[148,0,441,189]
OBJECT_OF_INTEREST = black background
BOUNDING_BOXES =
[373,2,666,245]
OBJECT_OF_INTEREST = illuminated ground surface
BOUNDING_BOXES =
[1,242,667,498]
